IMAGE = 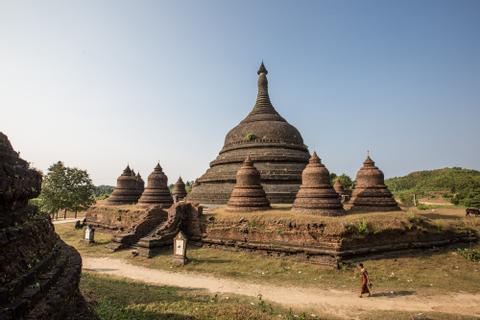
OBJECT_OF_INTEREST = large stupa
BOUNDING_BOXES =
[188,63,310,204]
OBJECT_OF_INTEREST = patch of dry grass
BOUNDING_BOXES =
[359,310,476,320]
[81,273,329,320]
[93,200,150,210]
[210,205,478,236]
[211,206,419,235]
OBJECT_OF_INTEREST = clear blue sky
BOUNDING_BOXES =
[1,0,479,185]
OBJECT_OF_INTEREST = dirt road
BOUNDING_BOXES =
[52,218,82,225]
[82,257,480,319]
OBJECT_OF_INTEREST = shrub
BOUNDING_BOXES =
[398,192,415,206]
[457,248,480,262]
[96,194,110,200]
[357,219,370,235]
[244,133,257,141]
[256,294,273,314]
[407,211,424,224]
[416,204,429,210]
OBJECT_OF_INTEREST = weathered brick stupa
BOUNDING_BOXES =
[172,177,188,201]
[0,132,96,319]
[292,152,344,215]
[226,156,271,212]
[107,165,143,205]
[350,155,400,211]
[333,179,345,195]
[138,163,173,207]
[334,179,350,203]
[188,62,310,205]
[136,172,145,194]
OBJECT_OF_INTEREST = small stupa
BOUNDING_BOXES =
[333,179,350,203]
[107,165,143,205]
[172,177,188,201]
[138,163,173,208]
[226,155,271,211]
[292,152,344,215]
[333,179,345,195]
[136,172,145,193]
[350,153,400,211]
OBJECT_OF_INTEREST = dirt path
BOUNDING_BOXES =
[52,218,82,225]
[83,257,480,319]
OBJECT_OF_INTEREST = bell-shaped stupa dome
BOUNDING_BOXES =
[226,156,271,211]
[107,165,143,205]
[350,154,400,211]
[172,177,188,201]
[138,163,173,208]
[292,152,344,215]
[188,62,310,205]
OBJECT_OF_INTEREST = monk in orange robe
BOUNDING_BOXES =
[358,263,371,298]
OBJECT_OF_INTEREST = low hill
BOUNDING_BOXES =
[385,167,480,208]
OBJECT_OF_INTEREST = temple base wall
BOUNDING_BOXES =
[203,212,477,268]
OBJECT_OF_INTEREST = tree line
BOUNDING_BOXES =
[385,167,480,208]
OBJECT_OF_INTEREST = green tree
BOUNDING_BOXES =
[39,161,95,219]
[93,185,114,198]
[65,167,96,218]
[329,173,337,184]
[336,174,353,190]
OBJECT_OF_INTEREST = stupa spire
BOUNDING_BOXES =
[123,165,132,176]
[244,154,253,165]
[257,61,268,75]
[363,151,375,167]
[247,61,283,119]
[310,151,321,164]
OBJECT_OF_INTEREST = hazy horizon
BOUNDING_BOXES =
[1,0,479,186]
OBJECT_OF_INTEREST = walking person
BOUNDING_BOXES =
[358,263,372,298]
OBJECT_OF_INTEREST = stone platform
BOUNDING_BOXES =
[84,201,203,256]
[84,202,168,251]
[203,207,477,268]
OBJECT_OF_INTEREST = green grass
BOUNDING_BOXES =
[55,223,114,256]
[80,273,326,320]
[458,248,480,262]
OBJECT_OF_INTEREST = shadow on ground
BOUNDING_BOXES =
[83,268,118,272]
[371,290,416,298]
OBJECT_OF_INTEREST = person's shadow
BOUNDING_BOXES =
[370,290,416,298]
